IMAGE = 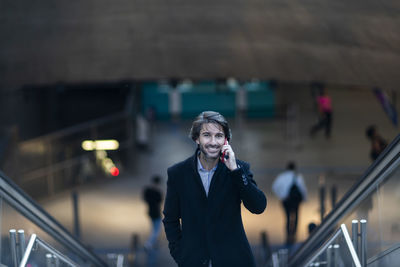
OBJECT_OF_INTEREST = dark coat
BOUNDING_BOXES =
[163,150,267,267]
[143,186,163,219]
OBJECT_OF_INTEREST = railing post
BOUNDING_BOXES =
[47,139,55,196]
[327,245,333,267]
[46,253,53,267]
[278,248,288,267]
[72,191,81,239]
[331,185,337,208]
[10,229,18,267]
[271,252,279,267]
[319,182,326,221]
[130,233,140,267]
[17,229,26,262]
[352,220,359,257]
[333,244,340,266]
[360,220,367,267]
[54,255,60,267]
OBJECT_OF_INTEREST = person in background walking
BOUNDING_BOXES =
[143,175,164,251]
[366,125,388,161]
[310,88,333,139]
[272,162,307,245]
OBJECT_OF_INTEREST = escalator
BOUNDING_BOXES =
[282,134,400,266]
[0,170,108,266]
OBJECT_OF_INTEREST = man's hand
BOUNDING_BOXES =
[221,141,238,171]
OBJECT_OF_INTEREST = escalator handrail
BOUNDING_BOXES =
[289,134,400,266]
[0,170,107,267]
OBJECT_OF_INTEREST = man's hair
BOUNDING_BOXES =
[152,175,161,184]
[287,161,296,170]
[189,111,232,142]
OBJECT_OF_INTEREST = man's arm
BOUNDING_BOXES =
[231,162,267,214]
[162,168,182,264]
[221,142,266,214]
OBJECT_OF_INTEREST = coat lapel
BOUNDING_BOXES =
[190,149,208,201]
[207,160,226,199]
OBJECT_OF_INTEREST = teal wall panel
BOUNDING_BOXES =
[141,82,170,119]
[141,80,276,120]
[246,82,275,118]
[181,90,235,118]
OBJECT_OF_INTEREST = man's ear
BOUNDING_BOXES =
[195,139,200,145]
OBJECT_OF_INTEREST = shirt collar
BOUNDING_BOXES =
[197,153,217,173]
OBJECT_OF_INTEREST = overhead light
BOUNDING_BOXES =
[82,140,119,151]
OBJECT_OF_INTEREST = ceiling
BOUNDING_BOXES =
[1,0,400,89]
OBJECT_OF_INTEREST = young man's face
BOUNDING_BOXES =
[196,123,226,160]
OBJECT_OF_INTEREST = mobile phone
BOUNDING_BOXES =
[221,138,228,163]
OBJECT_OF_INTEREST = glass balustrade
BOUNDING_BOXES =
[290,134,400,267]
[0,171,107,267]
[339,158,400,264]
[0,196,89,266]
[19,234,79,267]
[304,224,361,267]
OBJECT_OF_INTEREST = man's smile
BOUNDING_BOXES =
[205,146,220,153]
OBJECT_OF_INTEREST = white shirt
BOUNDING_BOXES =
[272,170,307,201]
[197,156,217,196]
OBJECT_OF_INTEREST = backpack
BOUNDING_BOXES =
[288,175,303,204]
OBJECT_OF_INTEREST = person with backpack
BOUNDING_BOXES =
[272,162,307,245]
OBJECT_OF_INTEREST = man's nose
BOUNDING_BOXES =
[210,136,218,144]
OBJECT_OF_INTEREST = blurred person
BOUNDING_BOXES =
[310,88,333,138]
[163,111,267,267]
[78,156,94,184]
[169,79,182,121]
[272,162,307,245]
[136,113,150,150]
[366,125,388,161]
[143,175,164,251]
[308,222,317,235]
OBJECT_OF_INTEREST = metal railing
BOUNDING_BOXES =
[16,232,78,267]
[303,224,361,267]
[0,171,107,266]
[289,134,400,267]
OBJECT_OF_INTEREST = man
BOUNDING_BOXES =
[163,111,267,267]
[143,175,163,250]
[272,162,307,245]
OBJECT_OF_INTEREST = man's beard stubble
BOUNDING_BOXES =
[199,144,220,160]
